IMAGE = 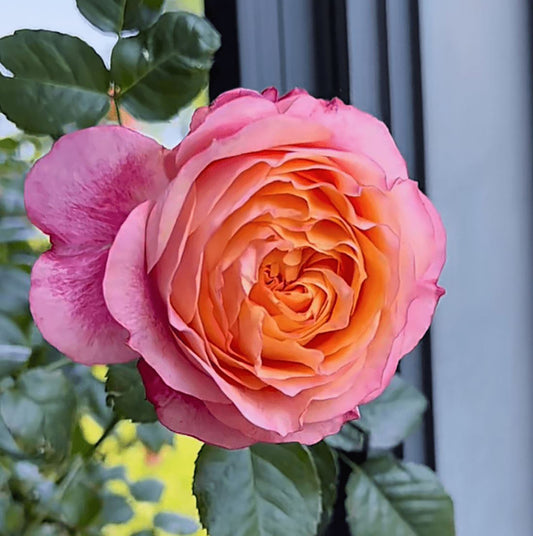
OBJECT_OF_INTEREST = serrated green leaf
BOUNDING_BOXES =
[136,421,174,452]
[193,443,321,536]
[100,493,134,524]
[0,266,30,315]
[106,361,157,422]
[359,375,428,450]
[76,0,164,33]
[111,11,220,121]
[0,344,32,376]
[325,421,368,453]
[0,30,110,137]
[154,512,199,535]
[130,478,164,502]
[345,455,455,536]
[308,442,338,535]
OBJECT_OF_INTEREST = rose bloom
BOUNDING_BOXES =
[26,88,445,448]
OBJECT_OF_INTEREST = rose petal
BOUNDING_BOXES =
[26,126,170,364]
[103,201,228,404]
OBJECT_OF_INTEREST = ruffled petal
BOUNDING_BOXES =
[26,126,170,364]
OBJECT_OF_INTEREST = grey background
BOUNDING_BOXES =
[236,1,533,534]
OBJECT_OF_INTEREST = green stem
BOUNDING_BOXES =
[23,456,84,535]
[44,357,72,372]
[114,96,123,126]
[86,416,119,459]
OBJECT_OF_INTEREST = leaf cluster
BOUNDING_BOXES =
[0,0,220,137]
[192,375,455,536]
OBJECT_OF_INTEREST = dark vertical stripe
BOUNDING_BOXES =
[205,0,241,99]
[312,0,350,101]
[276,0,287,92]
[377,0,392,128]
[411,0,436,470]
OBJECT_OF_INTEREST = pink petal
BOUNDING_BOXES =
[276,91,408,186]
[26,126,170,365]
[139,359,253,449]
[103,202,228,404]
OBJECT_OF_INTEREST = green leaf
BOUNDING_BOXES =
[111,11,220,121]
[0,494,24,533]
[70,364,113,427]
[0,368,76,462]
[130,478,164,502]
[132,531,154,536]
[0,266,30,316]
[0,344,32,376]
[308,442,338,535]
[0,315,26,346]
[59,474,102,527]
[106,361,157,422]
[0,30,110,137]
[100,493,134,524]
[193,443,322,536]
[0,216,40,244]
[345,455,455,536]
[76,0,164,34]
[359,375,428,450]
[154,512,199,535]
[136,421,174,452]
[325,421,368,453]
[24,524,70,536]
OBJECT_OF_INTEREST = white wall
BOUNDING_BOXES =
[420,1,533,534]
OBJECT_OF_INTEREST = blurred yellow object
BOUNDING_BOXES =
[81,415,206,536]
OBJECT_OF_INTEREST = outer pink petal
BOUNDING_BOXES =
[275,89,408,186]
[103,202,228,404]
[140,358,357,448]
[139,360,253,449]
[26,126,170,365]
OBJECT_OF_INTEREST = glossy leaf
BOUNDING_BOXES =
[154,512,199,535]
[111,11,220,120]
[0,30,110,137]
[76,0,164,33]
[194,443,321,536]
[308,442,338,535]
[345,455,455,536]
[359,375,428,450]
[130,478,164,502]
[105,362,157,423]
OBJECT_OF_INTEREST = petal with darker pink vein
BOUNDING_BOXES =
[26,126,170,365]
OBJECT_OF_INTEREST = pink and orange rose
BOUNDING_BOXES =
[26,88,445,448]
